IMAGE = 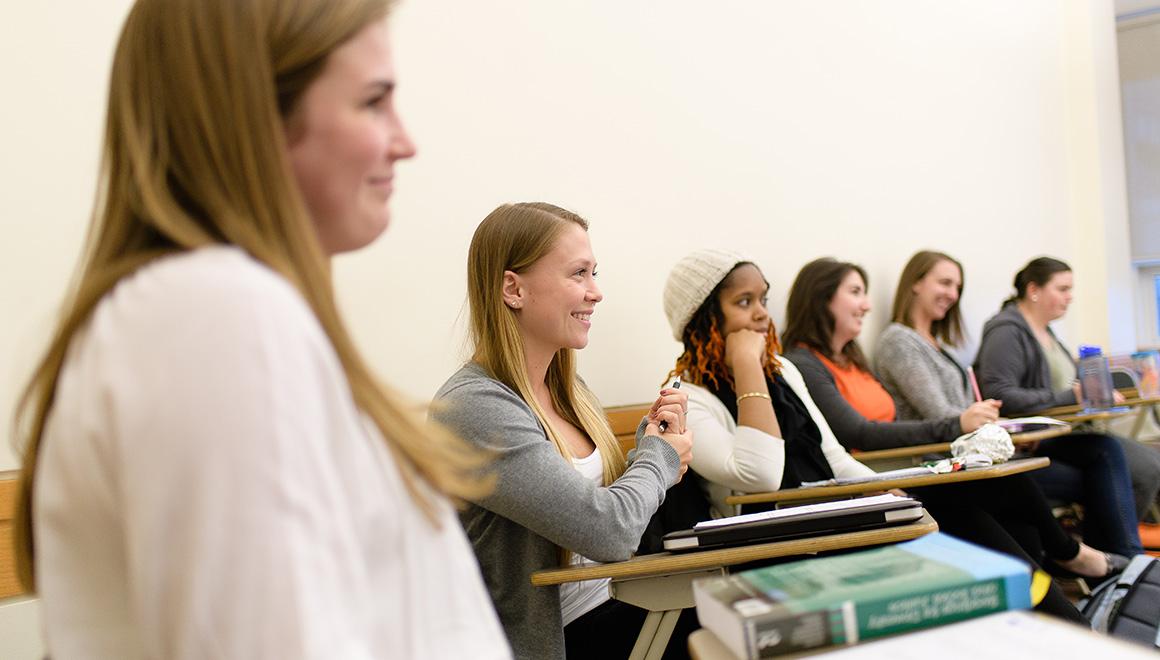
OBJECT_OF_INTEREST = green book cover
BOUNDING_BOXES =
[693,532,1032,658]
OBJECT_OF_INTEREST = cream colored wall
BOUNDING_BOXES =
[0,0,1135,480]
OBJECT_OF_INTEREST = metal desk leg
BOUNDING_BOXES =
[1130,406,1149,441]
[612,567,724,660]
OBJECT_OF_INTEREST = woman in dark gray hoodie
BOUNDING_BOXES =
[975,256,1158,555]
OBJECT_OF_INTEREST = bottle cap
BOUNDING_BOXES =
[1078,344,1103,359]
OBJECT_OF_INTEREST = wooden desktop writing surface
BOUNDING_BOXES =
[530,511,938,587]
[1034,393,1160,418]
[725,457,1050,506]
[1053,408,1139,424]
[851,425,1072,463]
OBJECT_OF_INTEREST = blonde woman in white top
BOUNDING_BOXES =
[13,1,509,657]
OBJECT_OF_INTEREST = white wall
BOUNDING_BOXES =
[0,0,1135,476]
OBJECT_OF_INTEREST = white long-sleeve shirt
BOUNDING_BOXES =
[683,356,876,518]
[34,246,510,659]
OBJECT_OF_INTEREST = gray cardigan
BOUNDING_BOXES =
[431,363,681,660]
[873,323,972,421]
[973,303,1077,414]
[785,347,962,450]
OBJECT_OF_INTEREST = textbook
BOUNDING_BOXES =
[692,532,1031,659]
[663,494,923,551]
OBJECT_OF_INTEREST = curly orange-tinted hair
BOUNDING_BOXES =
[666,270,782,389]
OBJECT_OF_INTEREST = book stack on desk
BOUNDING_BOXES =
[693,532,1032,659]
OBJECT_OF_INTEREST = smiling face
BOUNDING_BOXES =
[506,223,603,357]
[717,264,772,336]
[911,259,962,323]
[1029,270,1074,321]
[828,269,871,346]
[285,18,416,255]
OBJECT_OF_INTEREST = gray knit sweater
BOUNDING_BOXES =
[431,363,681,660]
[873,323,972,422]
[785,347,962,450]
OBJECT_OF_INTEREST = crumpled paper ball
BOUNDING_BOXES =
[950,423,1014,463]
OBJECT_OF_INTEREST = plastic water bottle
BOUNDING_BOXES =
[1077,344,1114,410]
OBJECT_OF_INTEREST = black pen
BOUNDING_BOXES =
[658,376,682,433]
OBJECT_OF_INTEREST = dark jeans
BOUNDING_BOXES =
[1031,433,1143,557]
[930,475,1080,562]
[564,598,699,659]
[914,486,1086,624]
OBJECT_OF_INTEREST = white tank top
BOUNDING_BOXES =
[559,446,614,626]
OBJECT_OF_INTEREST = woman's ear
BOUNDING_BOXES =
[1025,281,1041,303]
[502,270,523,309]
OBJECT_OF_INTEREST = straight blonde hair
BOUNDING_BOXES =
[466,202,626,487]
[12,0,488,591]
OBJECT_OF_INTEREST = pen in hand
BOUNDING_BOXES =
[967,366,982,403]
[658,376,682,433]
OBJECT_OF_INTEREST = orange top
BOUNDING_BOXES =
[813,350,896,422]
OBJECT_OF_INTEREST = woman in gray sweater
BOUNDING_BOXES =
[876,251,1142,558]
[433,203,694,660]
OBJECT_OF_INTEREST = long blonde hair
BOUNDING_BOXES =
[466,203,626,486]
[13,0,488,591]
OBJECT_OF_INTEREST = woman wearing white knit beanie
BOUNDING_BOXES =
[661,249,877,519]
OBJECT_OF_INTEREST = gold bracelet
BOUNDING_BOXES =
[736,391,771,403]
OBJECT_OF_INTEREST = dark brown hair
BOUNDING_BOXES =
[782,258,871,371]
[889,250,965,347]
[1004,256,1071,306]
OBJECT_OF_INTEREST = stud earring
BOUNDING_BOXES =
[508,301,521,309]
[1031,295,1039,302]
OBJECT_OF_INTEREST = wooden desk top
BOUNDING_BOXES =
[530,511,938,587]
[1052,408,1139,424]
[852,425,1071,463]
[726,457,1050,506]
[1034,394,1160,418]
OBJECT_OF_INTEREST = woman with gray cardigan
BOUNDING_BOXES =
[876,251,1142,558]
[432,203,694,660]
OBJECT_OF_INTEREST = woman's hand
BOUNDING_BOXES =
[648,386,688,434]
[724,329,767,373]
[958,399,1002,433]
[646,409,693,482]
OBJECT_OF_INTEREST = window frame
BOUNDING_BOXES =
[1136,262,1160,349]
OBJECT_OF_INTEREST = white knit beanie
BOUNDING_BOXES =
[663,249,751,342]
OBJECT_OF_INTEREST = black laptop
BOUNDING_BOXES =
[662,494,924,552]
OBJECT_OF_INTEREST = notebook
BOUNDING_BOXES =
[662,494,924,552]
